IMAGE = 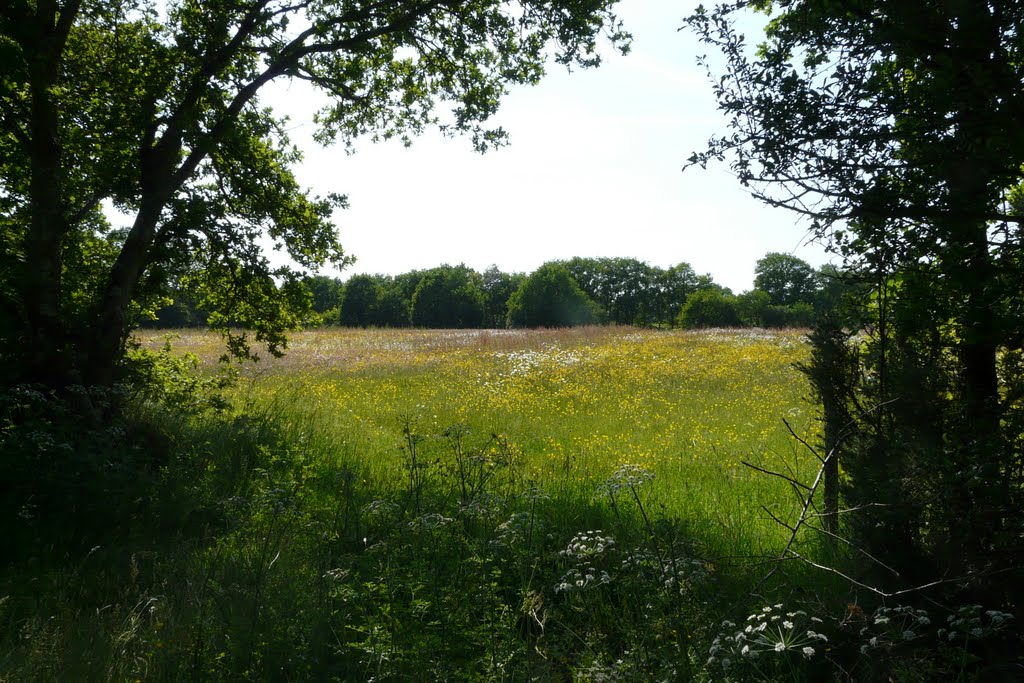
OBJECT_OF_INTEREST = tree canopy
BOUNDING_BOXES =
[409,264,485,328]
[0,0,628,387]
[506,262,600,328]
[687,0,1024,600]
[753,252,817,307]
[675,287,739,329]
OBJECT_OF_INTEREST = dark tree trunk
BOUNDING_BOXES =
[21,0,73,387]
[85,143,177,386]
[939,0,1008,566]
[801,318,854,539]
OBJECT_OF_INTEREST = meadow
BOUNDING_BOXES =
[164,326,820,556]
[2,326,860,681]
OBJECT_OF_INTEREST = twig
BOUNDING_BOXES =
[806,502,890,517]
[752,446,835,592]
[784,549,998,598]
[740,460,812,491]
[801,521,901,577]
[783,417,826,465]
[760,505,796,533]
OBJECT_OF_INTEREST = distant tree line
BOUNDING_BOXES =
[142,253,848,330]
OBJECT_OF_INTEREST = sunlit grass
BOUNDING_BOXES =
[145,326,819,559]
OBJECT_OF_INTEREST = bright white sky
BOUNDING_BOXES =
[260,0,832,294]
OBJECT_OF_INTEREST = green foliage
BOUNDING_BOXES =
[557,257,709,327]
[506,262,602,327]
[481,265,526,328]
[338,274,384,327]
[0,405,709,680]
[141,290,207,329]
[687,0,1024,605]
[754,252,818,307]
[708,601,1019,681]
[676,288,740,328]
[332,260,719,330]
[303,275,343,314]
[124,337,235,414]
[4,346,1018,680]
[0,384,161,556]
[656,262,704,326]
[337,272,428,328]
[409,265,486,329]
[736,289,813,328]
[1,0,629,387]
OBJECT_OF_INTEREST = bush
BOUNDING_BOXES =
[738,290,816,328]
[676,289,741,328]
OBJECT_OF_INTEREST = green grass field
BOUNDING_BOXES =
[3,326,843,681]
[212,326,821,555]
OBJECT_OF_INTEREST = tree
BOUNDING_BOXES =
[338,274,380,328]
[481,265,525,328]
[561,257,660,326]
[373,278,412,328]
[735,289,772,327]
[304,275,343,314]
[753,252,817,307]
[653,262,701,327]
[687,1,1024,596]
[675,288,739,329]
[0,0,629,388]
[506,262,600,328]
[410,265,485,328]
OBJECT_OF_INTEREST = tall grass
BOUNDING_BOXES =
[222,327,821,558]
[1,327,865,681]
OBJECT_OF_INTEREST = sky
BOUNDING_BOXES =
[260,0,833,294]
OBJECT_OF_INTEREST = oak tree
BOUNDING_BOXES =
[0,0,628,387]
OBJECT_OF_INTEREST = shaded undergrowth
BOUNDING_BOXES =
[1,393,715,681]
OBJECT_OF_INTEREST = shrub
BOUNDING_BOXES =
[676,288,741,328]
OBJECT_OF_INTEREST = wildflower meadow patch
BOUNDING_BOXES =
[9,327,1011,680]
[210,326,820,555]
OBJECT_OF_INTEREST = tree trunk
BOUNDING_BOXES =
[939,2,1008,564]
[21,3,71,387]
[86,161,174,386]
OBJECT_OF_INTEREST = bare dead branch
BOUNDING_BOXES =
[740,460,812,491]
